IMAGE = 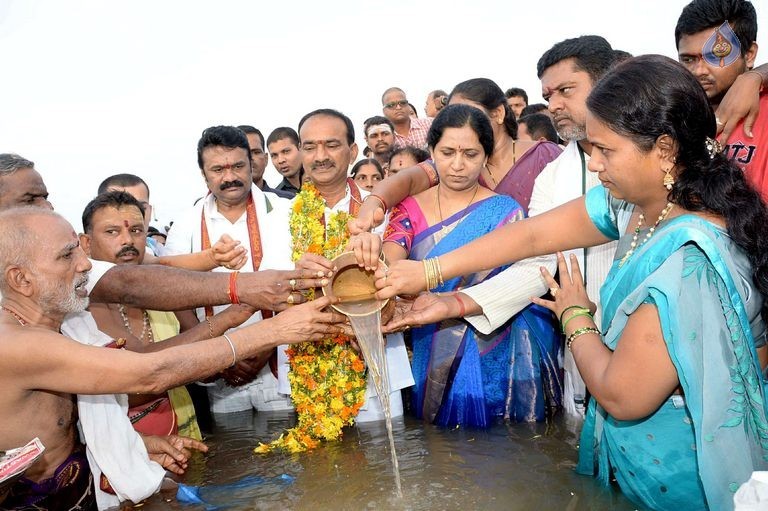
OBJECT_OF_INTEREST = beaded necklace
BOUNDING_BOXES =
[618,202,674,268]
[117,304,154,343]
[1,305,27,326]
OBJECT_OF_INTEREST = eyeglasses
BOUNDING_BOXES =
[383,100,409,109]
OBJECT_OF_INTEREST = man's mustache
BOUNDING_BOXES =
[220,180,245,191]
[116,246,140,258]
[75,273,89,289]
[311,160,334,170]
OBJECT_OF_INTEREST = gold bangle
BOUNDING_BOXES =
[434,257,444,287]
[423,257,443,290]
[423,259,435,290]
[566,326,601,351]
[205,317,215,338]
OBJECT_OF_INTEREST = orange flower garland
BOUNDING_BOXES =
[255,183,368,454]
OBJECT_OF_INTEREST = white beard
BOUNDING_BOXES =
[38,273,89,315]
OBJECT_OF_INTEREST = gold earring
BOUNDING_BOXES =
[663,168,674,191]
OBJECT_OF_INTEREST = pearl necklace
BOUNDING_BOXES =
[618,202,675,268]
[117,304,153,343]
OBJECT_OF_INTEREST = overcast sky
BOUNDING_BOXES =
[1,0,766,229]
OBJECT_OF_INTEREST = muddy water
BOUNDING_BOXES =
[137,411,640,511]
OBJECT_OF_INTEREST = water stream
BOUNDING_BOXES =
[347,309,403,499]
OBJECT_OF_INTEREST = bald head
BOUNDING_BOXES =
[0,208,53,276]
[0,208,90,314]
[381,87,406,104]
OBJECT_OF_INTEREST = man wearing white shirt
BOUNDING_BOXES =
[292,109,414,422]
[165,126,296,415]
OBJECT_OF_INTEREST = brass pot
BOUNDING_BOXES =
[321,251,388,317]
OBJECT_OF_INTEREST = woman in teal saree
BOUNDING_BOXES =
[526,56,768,511]
[372,55,768,510]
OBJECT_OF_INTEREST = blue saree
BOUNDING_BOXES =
[384,194,562,428]
[576,186,768,510]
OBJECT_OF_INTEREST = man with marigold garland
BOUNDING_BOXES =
[258,109,413,453]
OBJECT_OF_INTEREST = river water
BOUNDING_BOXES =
[137,409,640,510]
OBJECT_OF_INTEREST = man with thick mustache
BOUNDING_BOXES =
[164,126,296,416]
[284,109,413,422]
[80,191,204,441]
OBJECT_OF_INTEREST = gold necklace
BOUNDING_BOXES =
[484,165,498,187]
[618,202,674,267]
[117,304,154,343]
[436,183,480,239]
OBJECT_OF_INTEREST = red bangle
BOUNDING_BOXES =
[418,161,439,186]
[228,271,240,305]
[368,193,388,212]
[453,293,466,317]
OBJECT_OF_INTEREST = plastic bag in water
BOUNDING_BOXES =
[176,474,295,509]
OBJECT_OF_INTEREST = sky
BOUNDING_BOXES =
[1,0,766,230]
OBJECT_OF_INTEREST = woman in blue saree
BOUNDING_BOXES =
[380,104,561,427]
[373,56,768,510]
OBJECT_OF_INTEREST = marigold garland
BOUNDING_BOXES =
[255,182,367,454]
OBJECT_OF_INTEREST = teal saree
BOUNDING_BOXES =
[576,186,768,510]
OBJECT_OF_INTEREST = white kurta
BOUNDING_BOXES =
[165,187,295,414]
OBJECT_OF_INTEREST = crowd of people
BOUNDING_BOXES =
[1,0,767,510]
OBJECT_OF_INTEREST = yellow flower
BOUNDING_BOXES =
[256,183,368,455]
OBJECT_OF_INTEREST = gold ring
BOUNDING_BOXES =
[550,287,559,297]
[287,293,295,305]
[289,278,297,291]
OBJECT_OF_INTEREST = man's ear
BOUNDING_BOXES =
[745,41,758,69]
[350,142,359,163]
[79,233,92,257]
[5,265,33,297]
